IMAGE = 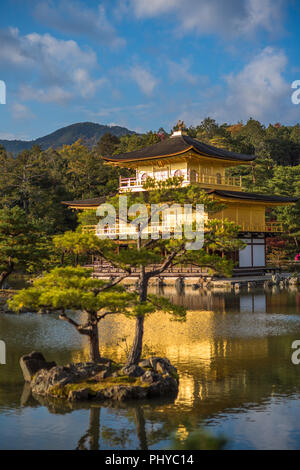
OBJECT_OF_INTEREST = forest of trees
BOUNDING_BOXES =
[0,117,299,255]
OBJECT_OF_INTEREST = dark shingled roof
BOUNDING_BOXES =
[102,134,256,163]
[62,189,297,209]
[207,189,298,203]
[62,196,108,208]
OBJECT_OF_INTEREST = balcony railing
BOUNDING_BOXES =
[193,174,242,187]
[83,223,198,237]
[239,222,283,232]
[119,177,140,189]
[83,221,284,236]
[119,173,242,191]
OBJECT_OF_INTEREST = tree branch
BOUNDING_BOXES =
[59,312,91,335]
[97,311,115,322]
[92,273,130,294]
[145,245,185,278]
[95,249,132,275]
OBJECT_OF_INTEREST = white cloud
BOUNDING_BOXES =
[0,132,29,140]
[34,1,125,49]
[0,28,97,69]
[167,59,198,85]
[129,65,158,96]
[25,32,97,67]
[11,103,35,120]
[176,47,293,127]
[225,47,289,120]
[73,69,107,98]
[130,0,283,38]
[19,85,73,105]
[88,103,152,118]
[0,28,105,105]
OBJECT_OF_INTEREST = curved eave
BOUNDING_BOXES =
[102,146,254,166]
[63,205,98,210]
[214,197,295,206]
[102,147,193,165]
[209,191,298,206]
[62,199,104,210]
[62,188,297,210]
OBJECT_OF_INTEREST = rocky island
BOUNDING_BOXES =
[20,352,179,402]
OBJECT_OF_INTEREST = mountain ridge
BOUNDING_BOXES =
[0,122,135,156]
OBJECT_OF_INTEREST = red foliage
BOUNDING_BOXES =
[266,237,286,250]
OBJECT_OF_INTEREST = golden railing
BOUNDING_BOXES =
[191,174,242,188]
[239,222,283,233]
[119,174,242,190]
[119,177,139,188]
[83,221,284,235]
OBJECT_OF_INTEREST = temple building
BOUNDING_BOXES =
[63,124,297,276]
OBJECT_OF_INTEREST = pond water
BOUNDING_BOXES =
[0,285,300,450]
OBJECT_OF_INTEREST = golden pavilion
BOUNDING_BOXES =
[63,123,297,275]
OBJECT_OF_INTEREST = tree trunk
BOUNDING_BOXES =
[0,272,10,289]
[134,406,148,450]
[0,262,14,289]
[126,315,144,366]
[88,312,101,362]
[77,407,101,450]
[126,227,147,366]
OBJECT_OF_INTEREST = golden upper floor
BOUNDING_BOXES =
[102,130,255,193]
[118,153,243,192]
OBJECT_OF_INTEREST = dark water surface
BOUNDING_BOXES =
[1,285,300,450]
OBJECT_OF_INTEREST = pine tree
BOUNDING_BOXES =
[0,206,48,288]
[49,178,243,364]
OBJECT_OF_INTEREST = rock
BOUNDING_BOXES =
[20,351,56,382]
[139,359,151,368]
[148,376,178,397]
[111,371,121,378]
[290,276,299,285]
[272,273,281,285]
[152,358,178,379]
[74,361,111,376]
[98,357,112,368]
[155,362,167,374]
[30,362,107,395]
[141,370,162,384]
[175,277,185,293]
[23,353,179,402]
[68,388,90,401]
[98,385,148,401]
[264,280,272,288]
[121,365,144,377]
[156,361,176,376]
[94,368,112,380]
[149,357,170,370]
[248,281,256,289]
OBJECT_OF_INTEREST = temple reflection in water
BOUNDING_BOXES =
[70,286,300,420]
[1,286,300,449]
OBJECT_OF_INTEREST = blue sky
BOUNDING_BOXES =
[0,0,300,140]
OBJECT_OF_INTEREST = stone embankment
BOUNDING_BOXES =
[212,273,300,290]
